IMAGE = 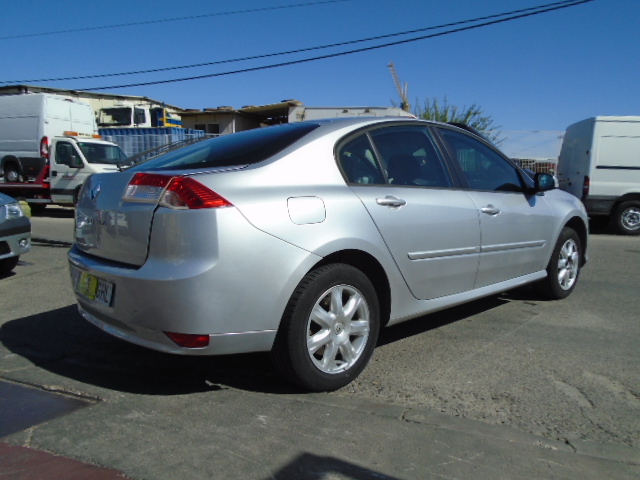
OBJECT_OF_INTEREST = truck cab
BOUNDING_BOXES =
[97,104,182,128]
[47,132,127,204]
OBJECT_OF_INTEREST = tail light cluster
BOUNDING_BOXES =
[582,175,590,201]
[123,173,232,210]
[40,136,49,159]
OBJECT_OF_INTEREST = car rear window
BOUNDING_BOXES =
[130,123,319,171]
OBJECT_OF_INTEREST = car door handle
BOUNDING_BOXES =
[376,195,407,208]
[481,205,501,216]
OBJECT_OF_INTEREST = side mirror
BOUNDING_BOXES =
[69,154,84,169]
[535,172,555,192]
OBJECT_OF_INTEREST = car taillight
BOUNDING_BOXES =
[123,173,232,209]
[40,136,49,159]
[582,175,590,201]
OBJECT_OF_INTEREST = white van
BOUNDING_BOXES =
[557,116,640,235]
[0,94,127,207]
[0,93,98,180]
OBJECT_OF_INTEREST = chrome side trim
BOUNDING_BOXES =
[408,240,546,260]
[481,240,546,253]
[408,246,480,260]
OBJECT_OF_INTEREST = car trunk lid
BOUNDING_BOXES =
[74,172,157,267]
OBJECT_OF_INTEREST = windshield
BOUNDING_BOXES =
[78,143,128,165]
[129,123,319,171]
[98,107,133,127]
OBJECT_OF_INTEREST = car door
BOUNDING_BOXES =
[338,125,481,301]
[436,127,555,288]
[50,140,83,204]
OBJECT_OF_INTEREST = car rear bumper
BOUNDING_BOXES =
[76,302,277,355]
[68,207,320,355]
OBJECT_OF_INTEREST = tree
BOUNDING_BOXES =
[412,96,503,145]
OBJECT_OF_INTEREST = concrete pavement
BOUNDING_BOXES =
[1,209,639,479]
[1,385,639,479]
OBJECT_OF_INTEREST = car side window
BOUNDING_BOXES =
[437,128,523,192]
[338,134,386,185]
[55,142,74,166]
[369,126,452,188]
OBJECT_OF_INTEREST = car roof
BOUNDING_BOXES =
[295,116,447,135]
[291,117,490,148]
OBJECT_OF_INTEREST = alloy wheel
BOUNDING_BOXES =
[557,238,579,290]
[306,284,371,374]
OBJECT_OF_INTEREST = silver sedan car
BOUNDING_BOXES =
[69,118,588,391]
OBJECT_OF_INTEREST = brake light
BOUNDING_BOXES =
[123,173,232,209]
[40,136,49,159]
[164,332,210,348]
[582,175,590,201]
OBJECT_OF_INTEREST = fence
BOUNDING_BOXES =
[511,158,557,174]
[98,128,207,158]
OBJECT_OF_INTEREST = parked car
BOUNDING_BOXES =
[0,192,31,274]
[68,118,588,391]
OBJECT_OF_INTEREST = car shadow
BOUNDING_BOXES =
[588,217,617,235]
[377,294,509,347]
[0,270,16,280]
[0,305,297,396]
[1,292,519,397]
[30,205,75,219]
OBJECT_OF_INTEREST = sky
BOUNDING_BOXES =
[0,0,638,134]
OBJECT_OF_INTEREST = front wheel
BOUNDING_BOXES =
[271,264,380,392]
[535,227,581,299]
[613,201,640,235]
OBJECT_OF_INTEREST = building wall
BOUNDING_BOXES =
[181,111,264,134]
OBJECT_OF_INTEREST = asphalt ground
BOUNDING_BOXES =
[0,206,638,479]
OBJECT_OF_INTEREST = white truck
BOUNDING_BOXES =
[0,93,127,209]
[557,116,640,235]
[97,102,182,128]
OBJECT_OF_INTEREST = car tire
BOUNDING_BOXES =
[271,263,380,392]
[535,227,581,300]
[3,163,23,183]
[0,256,20,275]
[613,201,640,235]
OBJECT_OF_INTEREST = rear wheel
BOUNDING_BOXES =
[271,263,380,391]
[613,201,640,235]
[3,163,23,183]
[535,227,581,299]
[0,256,19,275]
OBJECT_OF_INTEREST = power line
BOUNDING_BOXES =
[0,0,352,41]
[80,0,594,91]
[1,0,583,85]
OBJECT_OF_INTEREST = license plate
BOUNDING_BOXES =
[74,270,114,306]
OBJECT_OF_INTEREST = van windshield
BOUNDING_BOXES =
[78,143,128,165]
